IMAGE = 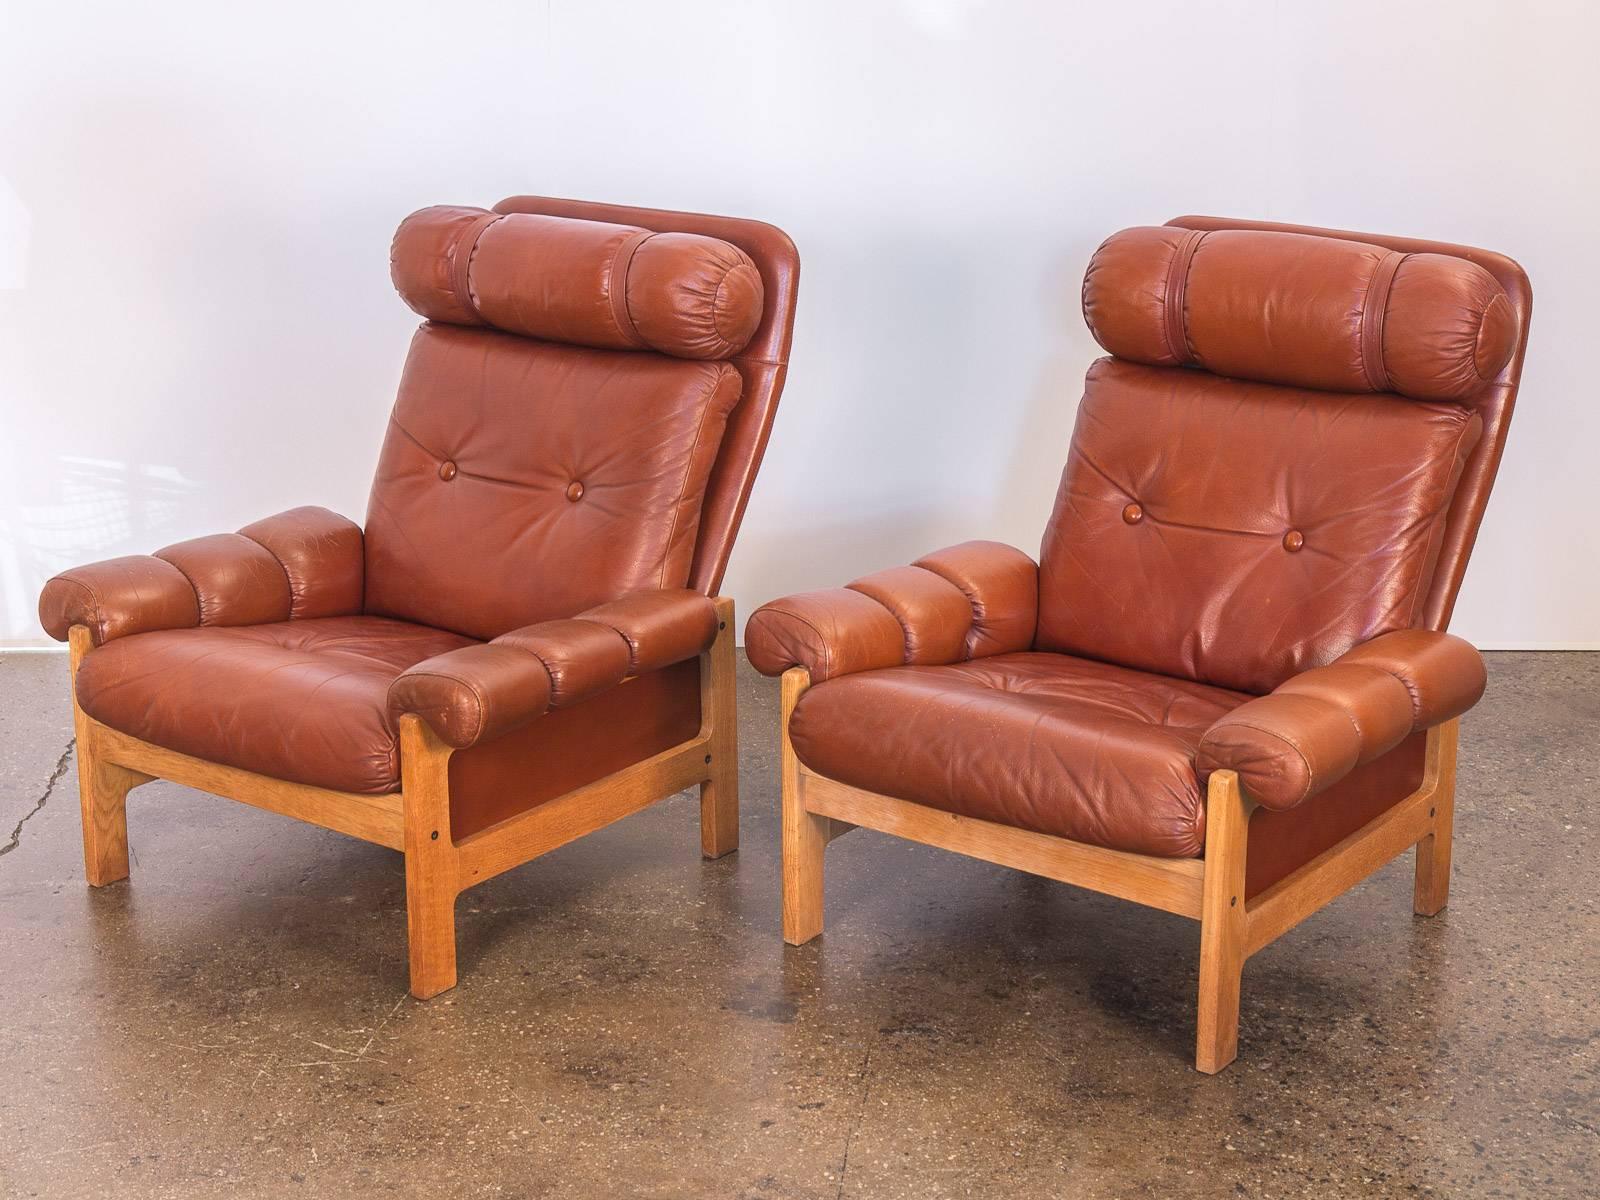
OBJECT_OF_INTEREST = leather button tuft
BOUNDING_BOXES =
[1283,529,1305,553]
[566,481,585,502]
[1122,502,1143,525]
[438,460,457,482]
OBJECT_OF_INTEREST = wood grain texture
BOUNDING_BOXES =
[800,770,1205,917]
[91,718,405,851]
[699,596,740,859]
[68,626,148,886]
[780,668,828,945]
[1243,723,1450,957]
[453,735,711,887]
[1196,769,1250,1074]
[1413,719,1458,916]
[399,715,459,999]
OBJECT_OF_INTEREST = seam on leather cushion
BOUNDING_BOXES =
[656,362,737,589]
[1199,718,1317,806]
[1473,292,1516,381]
[750,607,835,678]
[391,669,488,747]
[844,567,967,664]
[237,530,298,607]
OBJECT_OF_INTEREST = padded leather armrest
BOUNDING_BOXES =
[1195,630,1487,810]
[39,507,363,645]
[744,541,1038,683]
[389,589,717,749]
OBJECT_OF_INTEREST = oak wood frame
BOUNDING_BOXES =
[65,597,741,999]
[778,666,1459,1074]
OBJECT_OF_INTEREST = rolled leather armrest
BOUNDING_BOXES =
[1195,630,1487,810]
[389,588,718,749]
[744,540,1038,682]
[39,506,362,645]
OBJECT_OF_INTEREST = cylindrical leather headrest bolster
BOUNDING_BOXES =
[1082,226,1517,401]
[391,205,764,360]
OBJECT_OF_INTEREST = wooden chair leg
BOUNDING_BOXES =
[75,746,145,887]
[1414,720,1459,917]
[1196,769,1251,1074]
[780,668,828,945]
[699,597,740,859]
[68,627,147,887]
[399,715,460,999]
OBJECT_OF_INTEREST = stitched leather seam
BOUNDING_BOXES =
[1402,414,1479,630]
[596,618,644,671]
[611,230,653,349]
[911,560,984,660]
[1162,230,1204,366]
[237,530,299,617]
[1361,251,1405,392]
[1200,719,1317,804]
[711,269,735,345]
[152,555,211,624]
[844,582,919,665]
[1367,659,1424,727]
[760,608,835,678]
[394,670,489,746]
[453,212,503,322]
[56,577,105,641]
[1471,293,1509,382]
[656,363,729,589]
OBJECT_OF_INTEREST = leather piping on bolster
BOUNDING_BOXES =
[609,230,653,348]
[451,212,502,321]
[1163,229,1204,365]
[1361,251,1405,392]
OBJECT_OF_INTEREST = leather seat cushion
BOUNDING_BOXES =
[75,616,475,795]
[787,652,1250,858]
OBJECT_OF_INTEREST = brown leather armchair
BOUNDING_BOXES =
[40,196,799,998]
[747,216,1529,1073]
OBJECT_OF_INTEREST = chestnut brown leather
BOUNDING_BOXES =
[751,217,1526,858]
[744,541,1038,682]
[238,507,365,619]
[388,589,716,750]
[1083,227,1516,400]
[39,555,201,646]
[1034,359,1482,694]
[575,588,720,675]
[1167,216,1533,633]
[363,325,741,640]
[495,196,801,597]
[39,507,361,645]
[75,617,473,794]
[449,659,701,839]
[391,207,763,360]
[790,654,1247,858]
[1245,732,1426,899]
[45,198,797,811]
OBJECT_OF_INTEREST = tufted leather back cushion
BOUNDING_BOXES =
[365,205,771,640]
[364,324,741,641]
[492,196,802,597]
[1040,221,1527,694]
[1036,359,1482,695]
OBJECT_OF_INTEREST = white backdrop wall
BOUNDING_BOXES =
[2,0,1596,648]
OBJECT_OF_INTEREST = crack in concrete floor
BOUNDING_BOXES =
[0,737,74,861]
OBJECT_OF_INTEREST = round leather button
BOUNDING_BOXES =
[1122,502,1143,525]
[438,460,457,482]
[1283,529,1305,552]
[566,480,585,502]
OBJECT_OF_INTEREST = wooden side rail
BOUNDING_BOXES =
[776,665,1460,1074]
[66,597,742,1000]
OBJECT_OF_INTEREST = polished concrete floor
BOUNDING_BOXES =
[0,650,1595,1198]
